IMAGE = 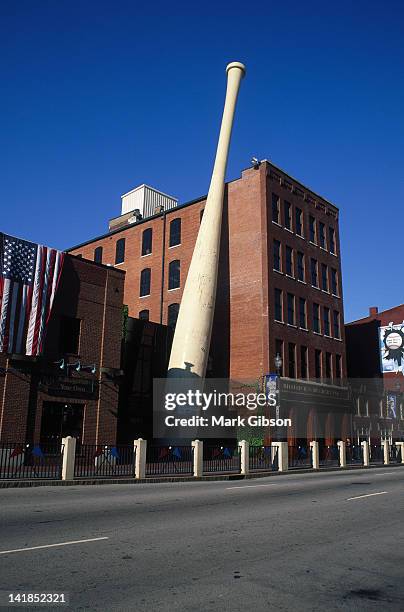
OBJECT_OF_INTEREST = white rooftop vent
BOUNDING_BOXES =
[121,184,178,218]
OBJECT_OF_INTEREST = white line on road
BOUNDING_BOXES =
[0,537,109,556]
[226,483,279,490]
[347,491,387,501]
[373,472,398,475]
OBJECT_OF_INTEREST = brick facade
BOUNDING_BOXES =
[68,161,346,385]
[346,304,404,442]
[0,255,125,444]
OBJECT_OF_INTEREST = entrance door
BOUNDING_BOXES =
[40,402,84,445]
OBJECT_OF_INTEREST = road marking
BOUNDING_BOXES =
[373,472,397,475]
[347,491,387,501]
[0,537,109,555]
[226,483,279,490]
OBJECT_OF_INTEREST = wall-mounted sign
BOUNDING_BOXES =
[379,322,404,376]
[39,375,98,399]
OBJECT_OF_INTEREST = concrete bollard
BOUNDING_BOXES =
[271,442,288,472]
[361,441,370,467]
[395,442,404,464]
[238,440,249,475]
[310,441,319,470]
[134,438,147,479]
[381,440,390,465]
[337,440,347,468]
[192,439,203,477]
[61,436,76,481]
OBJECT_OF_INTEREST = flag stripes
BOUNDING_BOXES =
[0,233,64,356]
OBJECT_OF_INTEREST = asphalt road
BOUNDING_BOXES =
[1,466,404,611]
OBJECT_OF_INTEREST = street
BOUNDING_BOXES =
[1,467,404,611]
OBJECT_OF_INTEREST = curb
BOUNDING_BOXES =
[1,462,403,488]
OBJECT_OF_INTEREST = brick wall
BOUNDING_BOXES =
[0,256,125,444]
[68,161,347,384]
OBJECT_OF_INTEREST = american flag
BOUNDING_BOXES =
[0,233,64,356]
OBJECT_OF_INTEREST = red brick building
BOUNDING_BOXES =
[346,304,404,443]
[68,160,346,386]
[0,255,125,445]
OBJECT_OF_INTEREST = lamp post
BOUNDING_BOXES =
[274,353,283,440]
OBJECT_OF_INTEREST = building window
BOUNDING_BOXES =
[300,345,308,378]
[275,339,284,375]
[288,343,296,378]
[200,209,204,223]
[115,238,125,264]
[313,303,320,333]
[295,207,303,236]
[321,263,328,292]
[329,227,336,254]
[297,252,305,281]
[140,268,151,297]
[94,246,103,264]
[309,216,316,243]
[139,309,149,321]
[273,240,281,271]
[284,201,292,230]
[333,311,340,339]
[319,222,326,248]
[299,298,307,329]
[336,354,342,379]
[59,316,81,355]
[168,303,179,329]
[315,349,322,379]
[323,307,330,336]
[272,193,280,223]
[331,268,338,295]
[325,352,332,380]
[285,246,293,276]
[141,228,152,256]
[310,258,318,287]
[287,293,295,325]
[168,260,180,290]
[169,218,181,247]
[275,288,283,321]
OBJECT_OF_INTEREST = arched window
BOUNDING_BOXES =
[141,228,152,256]
[168,303,179,329]
[139,309,149,321]
[94,246,103,264]
[140,268,151,297]
[168,260,180,290]
[169,218,181,247]
[115,238,125,264]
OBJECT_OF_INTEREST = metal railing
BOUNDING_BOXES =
[249,445,279,471]
[389,445,402,464]
[319,444,339,467]
[369,445,384,464]
[288,445,311,469]
[0,443,64,479]
[74,444,135,478]
[146,446,193,476]
[346,444,363,465]
[203,446,241,473]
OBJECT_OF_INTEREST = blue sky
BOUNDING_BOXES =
[1,0,403,322]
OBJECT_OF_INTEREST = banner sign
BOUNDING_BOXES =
[379,322,404,376]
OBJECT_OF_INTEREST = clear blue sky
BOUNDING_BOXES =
[1,1,403,322]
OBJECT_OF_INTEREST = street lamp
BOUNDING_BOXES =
[275,353,283,377]
[274,353,283,441]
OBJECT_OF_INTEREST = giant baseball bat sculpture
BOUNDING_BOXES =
[168,61,246,378]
